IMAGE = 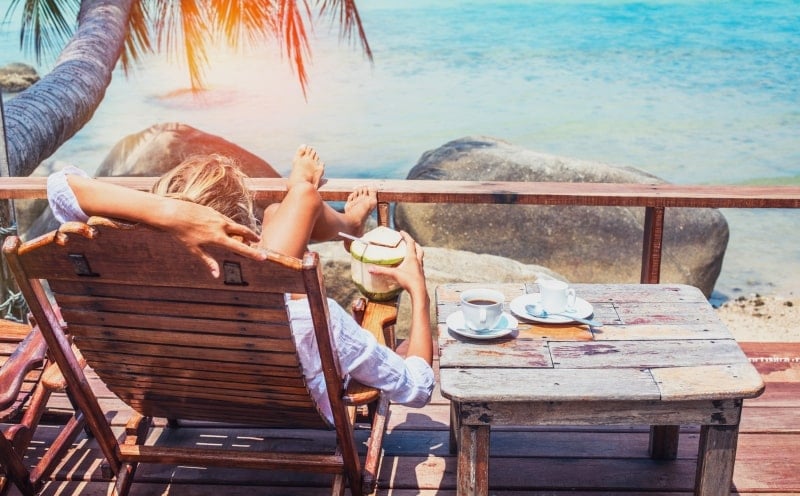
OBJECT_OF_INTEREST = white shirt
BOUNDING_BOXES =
[47,167,435,424]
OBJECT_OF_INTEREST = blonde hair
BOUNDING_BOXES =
[151,154,258,231]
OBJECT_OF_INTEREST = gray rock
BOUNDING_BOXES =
[0,63,39,92]
[394,136,729,296]
[311,241,564,336]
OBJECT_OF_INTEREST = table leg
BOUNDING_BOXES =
[694,423,740,496]
[449,402,460,454]
[457,423,490,496]
[649,425,680,460]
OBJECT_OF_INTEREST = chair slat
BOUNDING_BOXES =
[105,380,316,404]
[83,352,304,378]
[74,340,302,368]
[55,292,288,321]
[91,363,307,386]
[52,280,280,307]
[63,319,298,352]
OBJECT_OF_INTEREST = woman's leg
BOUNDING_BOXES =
[259,146,376,258]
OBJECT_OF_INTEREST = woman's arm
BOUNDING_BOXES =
[367,231,433,365]
[62,173,266,277]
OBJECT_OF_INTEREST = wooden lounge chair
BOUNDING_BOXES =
[0,319,86,495]
[3,216,398,496]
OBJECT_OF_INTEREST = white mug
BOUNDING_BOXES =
[460,288,505,331]
[538,279,576,313]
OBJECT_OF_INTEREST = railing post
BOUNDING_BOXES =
[640,206,664,284]
[377,201,391,227]
[642,205,679,459]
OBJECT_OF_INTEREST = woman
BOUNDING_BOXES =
[47,146,434,422]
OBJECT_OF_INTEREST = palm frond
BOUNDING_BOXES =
[5,0,78,64]
[151,0,210,90]
[179,0,210,90]
[210,0,275,49]
[118,0,153,76]
[278,0,312,96]
[318,0,372,60]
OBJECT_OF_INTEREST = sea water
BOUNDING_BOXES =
[1,0,798,300]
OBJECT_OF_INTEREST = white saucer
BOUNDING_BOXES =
[446,311,517,340]
[509,293,594,324]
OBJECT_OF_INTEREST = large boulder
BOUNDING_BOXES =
[95,122,280,178]
[394,136,729,296]
[21,123,281,240]
[311,241,564,336]
[0,63,39,92]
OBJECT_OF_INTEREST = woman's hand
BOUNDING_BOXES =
[156,200,266,278]
[367,231,427,298]
[65,174,266,278]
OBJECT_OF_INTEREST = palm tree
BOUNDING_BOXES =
[1,0,371,321]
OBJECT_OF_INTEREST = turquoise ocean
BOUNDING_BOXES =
[2,0,799,300]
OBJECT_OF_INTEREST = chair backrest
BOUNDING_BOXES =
[5,217,344,430]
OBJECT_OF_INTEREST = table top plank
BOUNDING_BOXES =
[613,301,722,326]
[437,334,551,368]
[591,323,732,341]
[440,368,661,402]
[549,339,750,369]
[652,362,765,401]
[563,283,709,303]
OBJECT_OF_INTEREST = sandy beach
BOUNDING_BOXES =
[716,293,800,342]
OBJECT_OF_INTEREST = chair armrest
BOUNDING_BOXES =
[345,297,400,405]
[351,297,399,350]
[42,343,86,392]
[0,322,47,410]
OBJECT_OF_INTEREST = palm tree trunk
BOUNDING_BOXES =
[2,0,134,318]
[3,0,135,178]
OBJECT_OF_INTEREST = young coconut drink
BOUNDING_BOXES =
[349,226,406,301]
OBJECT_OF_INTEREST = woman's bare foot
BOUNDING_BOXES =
[342,186,378,248]
[287,144,325,189]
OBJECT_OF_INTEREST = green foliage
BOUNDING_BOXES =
[5,0,78,63]
[3,0,372,95]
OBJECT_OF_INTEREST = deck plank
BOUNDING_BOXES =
[5,341,798,494]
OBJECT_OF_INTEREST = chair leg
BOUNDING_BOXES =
[331,473,347,496]
[113,462,137,496]
[0,374,55,496]
[27,409,86,488]
[362,394,390,495]
[0,433,35,496]
[108,413,150,495]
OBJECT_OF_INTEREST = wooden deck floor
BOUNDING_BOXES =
[6,341,800,495]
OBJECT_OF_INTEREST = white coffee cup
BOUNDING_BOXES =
[460,288,505,331]
[538,279,576,313]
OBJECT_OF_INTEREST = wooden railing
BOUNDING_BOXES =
[2,176,800,285]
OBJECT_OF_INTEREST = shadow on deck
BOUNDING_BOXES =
[6,341,800,495]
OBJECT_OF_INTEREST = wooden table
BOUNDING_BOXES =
[437,283,765,496]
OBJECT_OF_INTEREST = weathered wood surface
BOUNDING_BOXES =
[438,283,766,496]
[4,340,799,494]
[0,320,43,421]
[2,176,800,208]
[438,283,765,403]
